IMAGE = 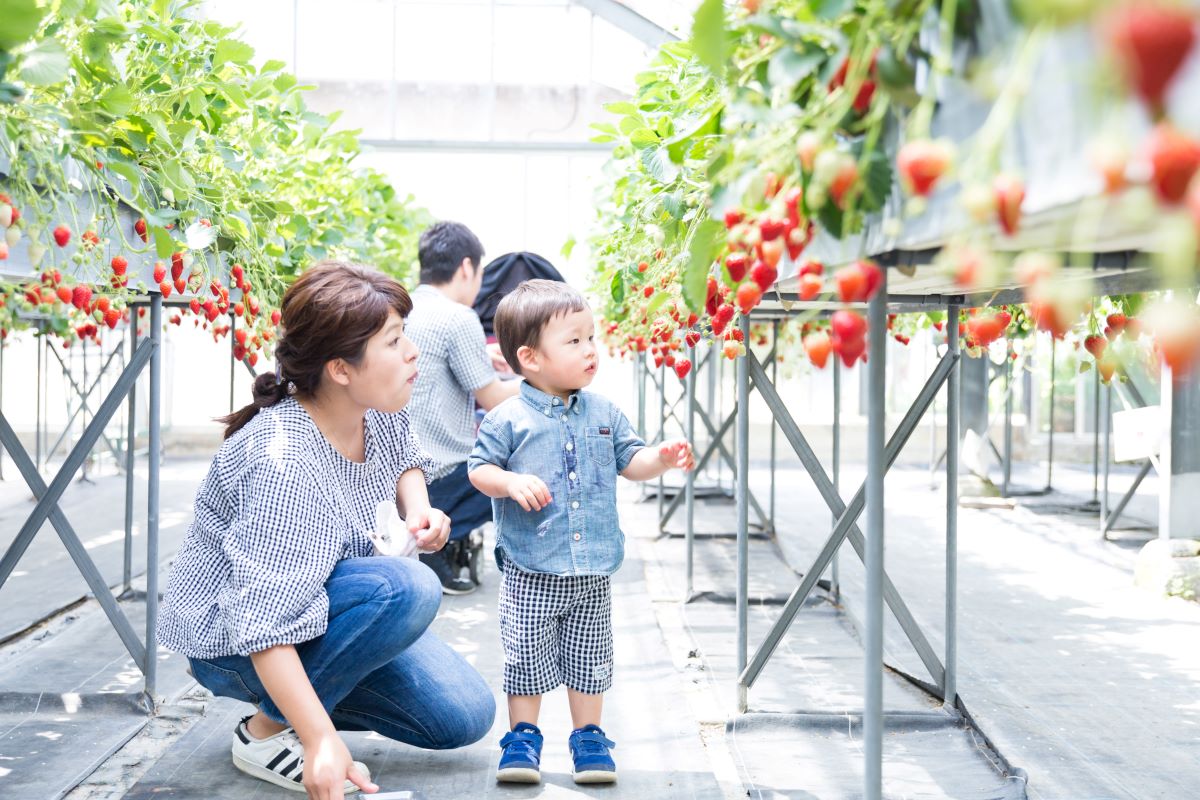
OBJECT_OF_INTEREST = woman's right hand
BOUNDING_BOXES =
[302,731,377,799]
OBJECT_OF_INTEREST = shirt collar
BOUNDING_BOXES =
[520,381,583,415]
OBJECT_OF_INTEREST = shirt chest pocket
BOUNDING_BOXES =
[585,426,615,466]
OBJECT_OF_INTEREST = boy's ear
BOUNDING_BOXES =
[515,345,539,374]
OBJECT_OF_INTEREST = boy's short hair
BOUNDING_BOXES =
[418,221,484,285]
[494,279,588,376]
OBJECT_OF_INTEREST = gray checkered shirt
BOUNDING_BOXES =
[405,284,497,481]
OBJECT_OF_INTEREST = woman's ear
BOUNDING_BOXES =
[516,345,539,375]
[324,358,352,388]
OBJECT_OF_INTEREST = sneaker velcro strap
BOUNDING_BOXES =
[573,730,615,750]
[500,729,543,748]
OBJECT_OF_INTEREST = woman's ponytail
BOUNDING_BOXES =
[218,372,290,439]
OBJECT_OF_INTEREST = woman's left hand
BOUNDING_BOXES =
[407,506,452,553]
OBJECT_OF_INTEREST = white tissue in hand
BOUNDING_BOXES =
[370,501,419,558]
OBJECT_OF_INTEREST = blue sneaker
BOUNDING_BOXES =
[568,724,617,784]
[497,722,543,783]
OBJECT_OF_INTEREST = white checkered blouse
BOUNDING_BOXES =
[404,285,496,480]
[156,397,434,658]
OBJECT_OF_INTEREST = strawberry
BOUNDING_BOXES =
[160,280,172,298]
[994,174,1025,236]
[1097,354,1117,384]
[896,139,953,196]
[829,53,878,114]
[1102,3,1197,115]
[247,352,259,368]
[750,260,777,292]
[134,218,148,242]
[829,158,859,208]
[1084,333,1107,359]
[831,309,867,343]
[835,265,866,303]
[0,204,11,227]
[71,285,92,310]
[643,285,654,298]
[736,282,763,314]
[758,237,784,270]
[1107,312,1127,332]
[235,328,248,347]
[170,252,185,280]
[1145,123,1200,204]
[8,206,18,224]
[763,172,782,200]
[758,216,787,242]
[724,209,745,229]
[153,261,166,283]
[56,286,72,304]
[231,263,245,285]
[725,252,749,284]
[53,225,71,247]
[785,220,813,261]
[81,230,100,249]
[799,259,824,278]
[722,340,741,360]
[0,242,6,260]
[799,273,823,300]
[685,330,701,348]
[103,308,120,329]
[234,302,245,317]
[270,309,282,325]
[966,314,1005,347]
[111,256,128,275]
[189,298,202,315]
[174,277,186,294]
[804,332,832,369]
[96,295,111,313]
[783,186,804,226]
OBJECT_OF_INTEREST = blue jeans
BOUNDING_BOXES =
[189,557,495,749]
[428,461,493,543]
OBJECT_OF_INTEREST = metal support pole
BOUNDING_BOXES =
[0,336,5,480]
[685,342,696,599]
[1002,350,1013,497]
[229,312,236,413]
[658,361,666,519]
[80,338,90,481]
[769,321,778,533]
[831,356,842,600]
[124,319,138,593]
[944,301,960,711]
[735,316,750,712]
[707,340,717,485]
[1090,368,1100,505]
[1046,336,1056,491]
[145,293,162,701]
[36,332,43,472]
[1101,381,1111,539]
[717,354,725,489]
[636,351,646,441]
[864,273,887,800]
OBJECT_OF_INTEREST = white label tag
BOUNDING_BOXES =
[369,501,419,558]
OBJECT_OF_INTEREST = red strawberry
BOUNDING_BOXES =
[830,310,867,365]
[758,217,787,242]
[1084,333,1107,359]
[159,280,172,298]
[111,255,128,275]
[674,358,692,380]
[897,139,953,197]
[643,285,654,298]
[1102,3,1197,115]
[724,209,745,229]
[56,285,72,304]
[829,158,859,208]
[153,261,166,283]
[804,332,832,369]
[174,277,186,294]
[725,252,749,283]
[994,174,1025,236]
[783,186,804,226]
[71,285,92,310]
[835,265,866,303]
[799,260,823,278]
[0,242,7,260]
[53,225,71,247]
[271,309,282,326]
[235,328,248,347]
[81,230,100,249]
[103,308,120,329]
[750,261,777,292]
[799,273,823,300]
[758,237,784,270]
[966,314,1005,347]
[785,220,813,261]
[134,218,148,242]
[1145,123,1200,204]
[189,298,202,315]
[736,282,763,314]
[170,252,185,280]
[234,302,245,317]
[685,330,701,348]
[722,340,741,360]
[829,53,878,114]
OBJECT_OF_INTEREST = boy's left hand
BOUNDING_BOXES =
[408,507,452,553]
[658,439,695,472]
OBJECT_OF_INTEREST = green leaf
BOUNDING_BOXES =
[682,218,723,313]
[814,0,855,19]
[151,225,175,259]
[603,101,638,116]
[629,127,659,149]
[0,0,45,51]
[859,150,893,213]
[610,271,625,304]
[99,84,134,116]
[641,146,680,184]
[767,46,824,92]
[561,236,576,259]
[18,39,68,86]
[691,0,728,78]
[213,39,255,68]
[646,288,669,316]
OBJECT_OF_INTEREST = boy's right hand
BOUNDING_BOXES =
[507,473,552,512]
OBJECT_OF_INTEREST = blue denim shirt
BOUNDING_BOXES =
[467,382,645,576]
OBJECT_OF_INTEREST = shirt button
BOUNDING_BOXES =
[565,442,574,451]
[569,471,576,481]
[573,533,581,541]
[543,409,551,416]
[572,501,580,509]
[552,397,559,405]
[560,414,567,421]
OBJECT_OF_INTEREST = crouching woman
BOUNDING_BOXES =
[156,261,495,798]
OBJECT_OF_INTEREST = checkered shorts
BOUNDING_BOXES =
[498,564,613,696]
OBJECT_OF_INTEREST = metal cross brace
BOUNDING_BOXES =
[43,338,127,467]
[1101,368,1158,536]
[739,346,958,692]
[0,338,155,671]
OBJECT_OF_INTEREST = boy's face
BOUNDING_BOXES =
[521,307,598,394]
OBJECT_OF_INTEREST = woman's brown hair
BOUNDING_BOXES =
[219,260,413,439]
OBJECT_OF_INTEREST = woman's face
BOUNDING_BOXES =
[346,309,420,413]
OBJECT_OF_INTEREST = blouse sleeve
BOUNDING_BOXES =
[388,407,436,483]
[216,456,344,655]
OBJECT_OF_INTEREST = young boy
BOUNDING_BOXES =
[468,279,694,785]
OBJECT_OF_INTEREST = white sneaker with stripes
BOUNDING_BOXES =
[231,716,371,793]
